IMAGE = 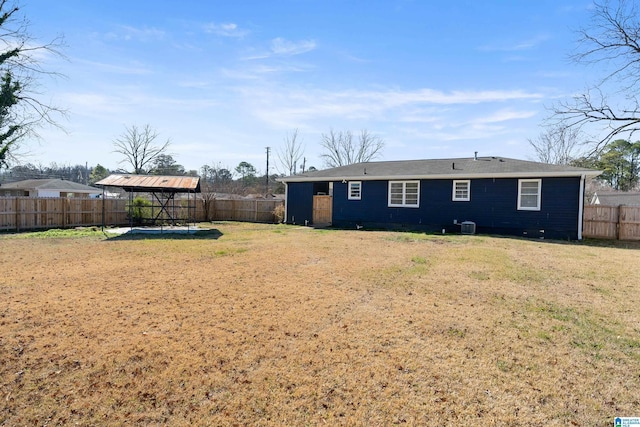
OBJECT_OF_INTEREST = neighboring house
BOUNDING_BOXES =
[590,191,640,206]
[278,156,601,240]
[0,179,101,198]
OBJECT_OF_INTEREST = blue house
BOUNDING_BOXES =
[278,156,601,240]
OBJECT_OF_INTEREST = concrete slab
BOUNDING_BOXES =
[106,225,200,235]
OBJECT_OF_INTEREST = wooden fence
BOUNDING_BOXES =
[0,197,128,231]
[198,198,283,223]
[0,196,284,232]
[583,205,640,241]
[10,197,636,241]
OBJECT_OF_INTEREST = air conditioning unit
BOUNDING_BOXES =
[461,221,476,235]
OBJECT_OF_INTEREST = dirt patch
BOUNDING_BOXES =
[1,223,639,425]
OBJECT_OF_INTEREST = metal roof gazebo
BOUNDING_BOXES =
[96,174,201,230]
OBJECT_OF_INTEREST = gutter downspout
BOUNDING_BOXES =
[578,174,585,240]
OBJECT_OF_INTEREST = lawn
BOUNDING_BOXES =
[1,223,639,426]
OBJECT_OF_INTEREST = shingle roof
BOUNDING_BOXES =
[95,174,200,193]
[279,157,601,182]
[0,179,100,193]
[592,191,640,206]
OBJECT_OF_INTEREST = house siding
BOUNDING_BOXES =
[38,190,61,198]
[285,182,314,225]
[286,177,582,239]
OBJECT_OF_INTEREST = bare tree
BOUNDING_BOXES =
[320,129,352,168]
[113,124,170,174]
[528,124,584,165]
[357,129,384,162]
[277,128,304,175]
[0,0,65,168]
[320,128,384,168]
[553,0,640,153]
[200,190,216,221]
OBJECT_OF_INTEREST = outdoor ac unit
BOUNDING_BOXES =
[461,221,476,235]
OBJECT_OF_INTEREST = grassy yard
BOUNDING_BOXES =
[1,223,639,426]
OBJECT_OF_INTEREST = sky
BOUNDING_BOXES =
[16,0,601,175]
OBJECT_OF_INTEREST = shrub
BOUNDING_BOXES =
[127,196,152,224]
[273,203,285,223]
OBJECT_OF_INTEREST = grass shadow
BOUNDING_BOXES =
[322,225,640,250]
[575,237,640,250]
[473,233,640,250]
[104,229,223,241]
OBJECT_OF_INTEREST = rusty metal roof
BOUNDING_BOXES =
[95,174,200,193]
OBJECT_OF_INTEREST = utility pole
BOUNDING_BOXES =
[265,146,270,195]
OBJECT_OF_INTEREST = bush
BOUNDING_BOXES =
[127,197,152,224]
[273,203,285,223]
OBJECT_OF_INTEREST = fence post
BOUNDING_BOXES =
[62,198,67,228]
[15,197,19,232]
[616,206,620,240]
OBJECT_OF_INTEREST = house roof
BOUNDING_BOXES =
[278,157,602,183]
[591,191,640,206]
[95,174,201,193]
[0,179,101,193]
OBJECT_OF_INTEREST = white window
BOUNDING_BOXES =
[388,181,420,207]
[518,179,541,211]
[348,181,361,200]
[452,180,470,201]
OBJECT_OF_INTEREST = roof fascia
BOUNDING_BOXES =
[279,170,603,182]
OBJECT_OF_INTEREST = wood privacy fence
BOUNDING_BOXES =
[199,198,283,223]
[6,197,635,240]
[583,205,640,241]
[0,197,128,231]
[0,197,284,232]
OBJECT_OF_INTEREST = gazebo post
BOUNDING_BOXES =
[101,186,105,231]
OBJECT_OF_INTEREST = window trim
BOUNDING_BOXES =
[348,181,362,200]
[388,180,420,208]
[452,180,470,202]
[517,179,542,211]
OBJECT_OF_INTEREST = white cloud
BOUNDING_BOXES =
[270,38,316,56]
[471,109,538,124]
[176,80,211,89]
[74,58,152,75]
[479,34,550,52]
[230,85,544,150]
[373,88,543,106]
[240,38,317,61]
[243,87,543,121]
[59,88,223,123]
[107,25,165,42]
[203,22,248,38]
[397,108,445,123]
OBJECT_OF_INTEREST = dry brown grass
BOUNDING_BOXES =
[1,223,639,426]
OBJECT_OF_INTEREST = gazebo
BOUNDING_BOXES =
[96,174,201,229]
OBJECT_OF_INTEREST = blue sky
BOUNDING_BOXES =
[22,0,596,174]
